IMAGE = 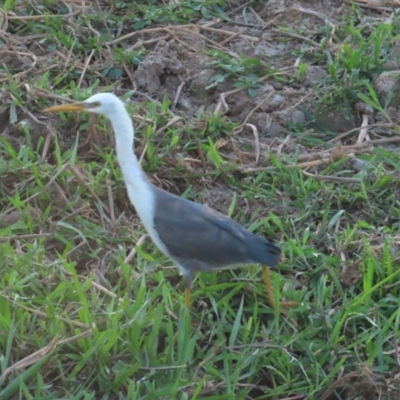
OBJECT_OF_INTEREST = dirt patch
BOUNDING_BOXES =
[140,39,305,129]
[0,207,43,228]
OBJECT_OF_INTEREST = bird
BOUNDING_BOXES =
[43,93,290,312]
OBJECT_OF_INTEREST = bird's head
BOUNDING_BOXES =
[43,92,126,118]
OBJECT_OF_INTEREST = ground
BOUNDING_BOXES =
[1,0,400,399]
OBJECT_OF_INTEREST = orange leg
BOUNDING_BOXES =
[185,287,191,309]
[182,273,193,309]
[262,266,297,311]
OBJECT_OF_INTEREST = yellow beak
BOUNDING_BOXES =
[42,103,86,113]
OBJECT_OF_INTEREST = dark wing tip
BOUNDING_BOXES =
[246,238,282,267]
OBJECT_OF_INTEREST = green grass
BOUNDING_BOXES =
[1,1,400,399]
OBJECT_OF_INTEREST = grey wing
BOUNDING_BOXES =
[153,188,279,271]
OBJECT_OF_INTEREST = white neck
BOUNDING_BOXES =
[106,105,169,255]
[108,108,153,221]
[108,111,143,185]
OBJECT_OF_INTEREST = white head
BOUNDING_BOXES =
[79,93,126,118]
[43,92,127,119]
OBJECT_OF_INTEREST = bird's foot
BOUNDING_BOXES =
[262,266,297,322]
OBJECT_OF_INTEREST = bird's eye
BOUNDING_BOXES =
[93,102,101,107]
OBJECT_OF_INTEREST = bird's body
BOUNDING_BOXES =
[43,93,284,309]
[153,187,280,279]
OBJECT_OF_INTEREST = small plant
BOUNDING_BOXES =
[206,51,263,91]
[204,112,236,138]
[234,73,263,97]
[201,136,225,167]
[113,48,146,66]
[317,18,398,109]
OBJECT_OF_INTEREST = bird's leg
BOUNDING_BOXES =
[262,265,276,310]
[185,287,191,309]
[262,266,297,311]
[182,273,193,309]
